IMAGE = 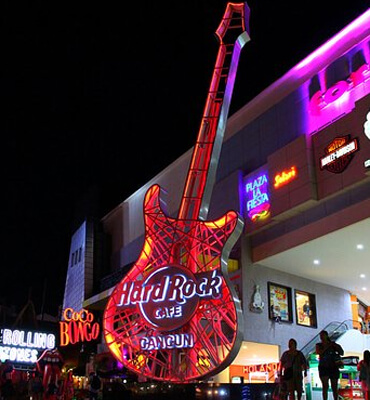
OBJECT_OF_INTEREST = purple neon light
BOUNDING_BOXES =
[295,10,370,72]
[297,9,370,135]
[226,9,370,138]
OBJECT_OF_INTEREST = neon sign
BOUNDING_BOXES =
[118,266,222,332]
[364,111,370,140]
[274,166,297,188]
[245,174,270,221]
[59,308,100,346]
[140,333,194,351]
[320,135,359,173]
[0,329,55,364]
[118,268,221,307]
[243,362,280,374]
[309,64,369,115]
[103,3,249,382]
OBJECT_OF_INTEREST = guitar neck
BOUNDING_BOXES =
[178,3,250,221]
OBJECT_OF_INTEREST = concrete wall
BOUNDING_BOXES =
[241,256,352,354]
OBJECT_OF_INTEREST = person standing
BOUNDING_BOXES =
[358,350,370,400]
[1,360,15,400]
[315,330,344,400]
[279,338,308,400]
[88,372,101,400]
[63,371,74,400]
[28,372,44,400]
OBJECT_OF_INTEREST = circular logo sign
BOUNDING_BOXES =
[139,265,200,331]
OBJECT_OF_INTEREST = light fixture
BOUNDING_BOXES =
[362,287,367,291]
[313,259,320,265]
[360,274,366,278]
[357,244,364,250]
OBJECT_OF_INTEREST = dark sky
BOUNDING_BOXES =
[1,1,369,315]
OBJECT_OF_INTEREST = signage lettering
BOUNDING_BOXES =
[0,329,55,364]
[242,362,280,374]
[0,347,39,363]
[59,308,100,346]
[274,166,297,188]
[320,136,359,173]
[309,64,369,115]
[154,305,183,319]
[245,174,270,221]
[116,266,222,332]
[1,329,55,349]
[140,333,194,351]
[117,269,221,307]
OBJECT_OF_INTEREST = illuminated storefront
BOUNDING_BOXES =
[62,6,370,387]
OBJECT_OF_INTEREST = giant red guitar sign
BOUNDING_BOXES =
[103,3,250,382]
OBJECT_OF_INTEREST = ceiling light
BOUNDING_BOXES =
[360,274,366,278]
[357,244,364,250]
[362,287,367,291]
[313,259,320,265]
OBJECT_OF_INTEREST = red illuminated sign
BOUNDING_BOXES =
[103,3,250,383]
[118,266,222,332]
[320,135,359,173]
[274,166,297,188]
[59,308,100,346]
[243,362,280,374]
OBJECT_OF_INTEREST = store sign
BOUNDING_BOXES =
[118,265,221,345]
[309,65,369,115]
[245,173,270,221]
[59,307,100,346]
[0,328,55,364]
[320,135,359,173]
[364,111,370,140]
[274,166,297,188]
[140,332,194,351]
[103,3,249,382]
[243,362,280,374]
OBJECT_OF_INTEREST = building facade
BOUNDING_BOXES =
[63,8,370,385]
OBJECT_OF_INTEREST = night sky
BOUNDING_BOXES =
[2,1,369,315]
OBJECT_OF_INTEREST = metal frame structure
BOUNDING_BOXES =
[103,2,250,382]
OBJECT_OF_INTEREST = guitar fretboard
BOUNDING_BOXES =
[178,3,250,222]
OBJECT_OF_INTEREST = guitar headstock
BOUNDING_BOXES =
[216,2,250,45]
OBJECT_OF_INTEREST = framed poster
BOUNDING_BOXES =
[295,290,317,327]
[268,282,293,322]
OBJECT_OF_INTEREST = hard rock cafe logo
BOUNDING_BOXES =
[320,135,359,173]
[117,265,222,350]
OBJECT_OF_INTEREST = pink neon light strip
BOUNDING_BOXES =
[295,10,370,72]
[226,8,370,138]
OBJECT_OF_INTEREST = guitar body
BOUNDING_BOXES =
[104,184,244,381]
[104,3,250,382]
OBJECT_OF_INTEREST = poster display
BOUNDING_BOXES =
[268,282,293,322]
[295,290,317,328]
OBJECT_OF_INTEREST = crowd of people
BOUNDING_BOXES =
[1,331,370,400]
[276,330,370,400]
[0,362,101,400]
